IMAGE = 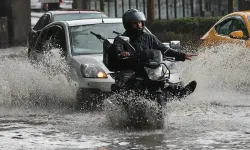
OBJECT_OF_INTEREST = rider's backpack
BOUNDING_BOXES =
[103,39,121,72]
[103,39,136,72]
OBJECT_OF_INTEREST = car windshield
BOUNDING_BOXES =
[54,13,108,21]
[69,23,125,55]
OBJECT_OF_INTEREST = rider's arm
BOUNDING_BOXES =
[113,33,130,57]
[151,34,185,61]
[113,36,125,55]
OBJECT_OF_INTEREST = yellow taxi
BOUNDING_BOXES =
[200,11,250,48]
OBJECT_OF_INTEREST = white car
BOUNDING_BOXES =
[29,18,124,109]
[59,0,73,9]
[38,0,72,10]
[29,18,184,109]
[30,0,47,11]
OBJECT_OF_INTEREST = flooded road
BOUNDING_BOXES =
[1,45,250,149]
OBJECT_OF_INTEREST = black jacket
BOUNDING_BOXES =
[113,30,186,61]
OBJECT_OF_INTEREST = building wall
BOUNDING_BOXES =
[10,0,31,46]
[0,0,8,17]
[80,0,229,19]
[238,0,250,11]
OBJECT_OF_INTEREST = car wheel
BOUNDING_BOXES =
[76,88,102,111]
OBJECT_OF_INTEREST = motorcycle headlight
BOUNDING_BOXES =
[80,64,107,78]
[167,63,179,74]
[144,65,165,81]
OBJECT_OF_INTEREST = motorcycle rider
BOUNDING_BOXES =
[113,8,197,65]
[113,8,197,97]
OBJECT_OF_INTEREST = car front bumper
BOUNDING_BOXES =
[78,75,115,92]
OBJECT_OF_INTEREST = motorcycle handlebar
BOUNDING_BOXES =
[117,53,134,59]
[118,53,175,62]
[163,57,175,62]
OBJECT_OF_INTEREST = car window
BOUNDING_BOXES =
[69,23,125,55]
[33,14,50,31]
[216,17,248,37]
[230,20,244,31]
[215,19,233,35]
[54,13,108,21]
[35,25,66,56]
[49,26,67,54]
[35,28,51,51]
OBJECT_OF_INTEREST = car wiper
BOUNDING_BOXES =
[90,31,106,42]
[113,31,121,35]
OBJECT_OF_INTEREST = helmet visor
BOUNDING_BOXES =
[130,11,146,22]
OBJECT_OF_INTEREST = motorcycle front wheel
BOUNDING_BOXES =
[156,93,165,129]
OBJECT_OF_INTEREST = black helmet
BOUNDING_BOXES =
[122,9,146,31]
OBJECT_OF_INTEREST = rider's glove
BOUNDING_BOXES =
[120,52,130,57]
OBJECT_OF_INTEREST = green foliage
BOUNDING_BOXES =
[147,17,222,35]
[72,0,78,9]
[100,0,104,11]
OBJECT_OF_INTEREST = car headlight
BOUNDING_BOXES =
[80,64,107,78]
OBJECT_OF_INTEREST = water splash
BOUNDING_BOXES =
[179,43,250,106]
[103,90,166,130]
[0,47,77,110]
[163,43,250,138]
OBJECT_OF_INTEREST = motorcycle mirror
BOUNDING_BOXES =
[170,41,181,49]
[116,36,130,44]
[162,42,170,48]
[116,36,136,53]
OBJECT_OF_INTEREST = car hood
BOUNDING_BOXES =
[72,54,112,73]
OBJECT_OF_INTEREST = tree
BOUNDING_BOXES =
[147,0,154,22]
[228,0,233,13]
[100,0,104,11]
[72,0,78,9]
[82,0,89,9]
[72,0,90,9]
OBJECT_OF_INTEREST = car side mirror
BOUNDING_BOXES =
[229,30,244,39]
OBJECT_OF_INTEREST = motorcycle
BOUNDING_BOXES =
[90,31,196,129]
[108,35,174,129]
